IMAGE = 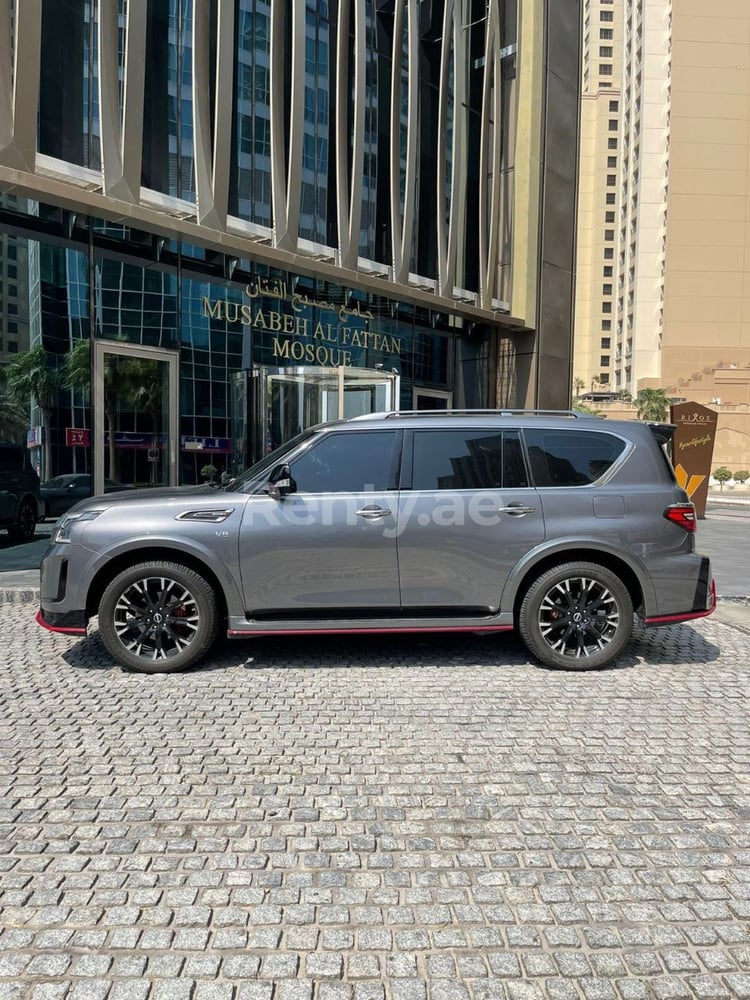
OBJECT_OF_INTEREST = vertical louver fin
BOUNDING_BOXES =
[389,0,419,283]
[436,0,467,296]
[0,0,41,170]
[193,0,235,229]
[270,0,304,250]
[478,0,503,309]
[100,0,147,202]
[336,0,366,270]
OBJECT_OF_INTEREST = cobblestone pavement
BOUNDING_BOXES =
[1,605,749,1000]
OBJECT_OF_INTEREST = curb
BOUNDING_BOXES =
[0,588,40,604]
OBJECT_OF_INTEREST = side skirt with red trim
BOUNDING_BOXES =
[227,624,514,638]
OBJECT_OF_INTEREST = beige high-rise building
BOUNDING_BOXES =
[574,0,750,406]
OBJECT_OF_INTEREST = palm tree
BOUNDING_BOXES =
[63,341,164,481]
[63,339,136,481]
[127,360,166,484]
[573,377,586,399]
[635,387,670,422]
[2,346,58,478]
[0,369,29,443]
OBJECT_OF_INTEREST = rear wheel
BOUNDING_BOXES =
[519,561,633,670]
[98,561,218,673]
[7,499,36,542]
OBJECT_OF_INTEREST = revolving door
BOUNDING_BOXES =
[230,366,400,471]
[259,366,400,456]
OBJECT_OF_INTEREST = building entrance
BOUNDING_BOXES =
[92,341,179,495]
[231,366,399,470]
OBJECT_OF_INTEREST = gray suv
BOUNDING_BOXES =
[0,442,41,541]
[38,411,715,673]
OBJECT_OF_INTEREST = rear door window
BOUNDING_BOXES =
[524,429,626,487]
[411,430,529,490]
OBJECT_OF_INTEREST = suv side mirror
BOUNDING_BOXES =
[263,463,296,500]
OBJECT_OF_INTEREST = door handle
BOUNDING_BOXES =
[497,504,536,516]
[355,507,392,519]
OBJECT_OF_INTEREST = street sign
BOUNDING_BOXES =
[66,428,91,447]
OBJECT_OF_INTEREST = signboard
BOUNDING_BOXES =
[104,432,167,449]
[66,428,91,447]
[26,426,44,448]
[181,436,231,454]
[669,402,717,519]
[202,277,404,371]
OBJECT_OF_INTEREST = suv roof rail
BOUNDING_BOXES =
[348,408,592,420]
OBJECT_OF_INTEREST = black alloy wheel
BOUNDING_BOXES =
[519,561,633,670]
[98,561,219,673]
[8,500,36,542]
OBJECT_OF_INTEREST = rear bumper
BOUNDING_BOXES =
[643,578,717,626]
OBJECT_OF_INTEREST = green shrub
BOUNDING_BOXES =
[713,467,732,490]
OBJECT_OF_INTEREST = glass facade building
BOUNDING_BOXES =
[0,0,581,490]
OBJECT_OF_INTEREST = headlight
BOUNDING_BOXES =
[52,509,106,544]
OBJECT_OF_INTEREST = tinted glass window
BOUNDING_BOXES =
[0,448,22,474]
[524,430,625,487]
[291,432,396,493]
[413,431,529,490]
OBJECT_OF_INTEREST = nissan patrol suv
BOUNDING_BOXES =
[0,441,42,541]
[38,411,715,673]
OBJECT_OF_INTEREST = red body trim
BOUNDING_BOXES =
[643,580,717,625]
[227,623,514,638]
[35,610,87,636]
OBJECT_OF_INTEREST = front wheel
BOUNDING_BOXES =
[98,562,219,673]
[7,499,36,541]
[518,562,633,670]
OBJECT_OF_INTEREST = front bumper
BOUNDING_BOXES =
[36,608,87,635]
[39,542,89,635]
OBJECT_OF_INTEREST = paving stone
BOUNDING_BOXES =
[391,982,426,1000]
[2,608,749,1000]
[68,982,112,1000]
[193,985,236,1000]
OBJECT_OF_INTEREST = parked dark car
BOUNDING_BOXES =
[41,474,132,519]
[0,441,42,541]
[38,410,717,674]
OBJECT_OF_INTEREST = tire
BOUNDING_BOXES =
[7,499,37,542]
[518,561,633,670]
[98,561,219,673]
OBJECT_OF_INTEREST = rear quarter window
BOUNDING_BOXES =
[524,429,626,487]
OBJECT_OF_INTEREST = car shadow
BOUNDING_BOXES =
[60,621,721,674]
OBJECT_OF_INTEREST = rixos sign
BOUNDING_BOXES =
[669,402,717,519]
[201,278,402,367]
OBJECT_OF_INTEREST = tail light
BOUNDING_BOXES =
[664,503,697,532]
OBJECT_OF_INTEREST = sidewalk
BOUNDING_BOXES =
[0,523,50,603]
